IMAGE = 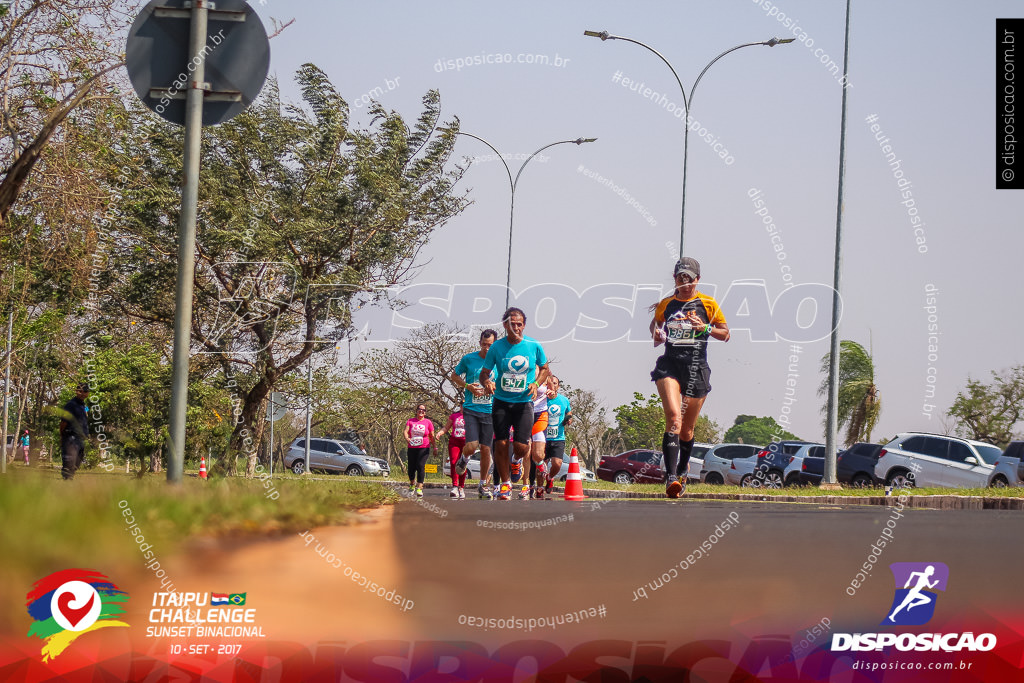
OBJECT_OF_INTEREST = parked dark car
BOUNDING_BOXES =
[799,443,886,487]
[798,454,824,485]
[836,442,885,487]
[750,441,814,488]
[597,447,709,485]
[597,449,664,484]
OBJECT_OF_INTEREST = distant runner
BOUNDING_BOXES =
[542,376,572,496]
[479,308,549,501]
[651,258,729,498]
[450,329,498,499]
[404,404,435,498]
[439,403,468,498]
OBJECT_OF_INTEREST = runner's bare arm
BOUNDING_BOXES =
[530,363,551,399]
[479,368,495,395]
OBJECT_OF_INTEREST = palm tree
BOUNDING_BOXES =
[818,340,881,446]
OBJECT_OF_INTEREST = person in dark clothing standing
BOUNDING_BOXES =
[59,383,90,480]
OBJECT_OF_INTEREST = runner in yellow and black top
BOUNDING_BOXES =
[650,257,730,498]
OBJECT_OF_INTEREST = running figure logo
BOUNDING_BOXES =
[883,562,949,626]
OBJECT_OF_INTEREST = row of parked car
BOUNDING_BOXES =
[593,434,1024,490]
[281,437,600,482]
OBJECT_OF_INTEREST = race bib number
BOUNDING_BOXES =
[545,425,559,439]
[472,393,491,404]
[501,373,527,393]
[454,427,465,438]
[409,436,423,447]
[666,319,697,346]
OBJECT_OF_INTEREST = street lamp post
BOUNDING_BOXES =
[457,132,596,309]
[584,30,794,256]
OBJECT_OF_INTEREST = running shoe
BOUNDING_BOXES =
[536,461,547,478]
[535,485,544,500]
[510,459,522,483]
[450,488,459,499]
[479,485,493,500]
[497,483,512,500]
[666,475,683,499]
[408,484,416,495]
[455,455,468,475]
[518,485,530,500]
[545,476,554,494]
[416,485,424,498]
[458,487,465,499]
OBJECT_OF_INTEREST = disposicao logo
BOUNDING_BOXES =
[26,569,129,661]
[832,562,996,653]
[884,562,948,626]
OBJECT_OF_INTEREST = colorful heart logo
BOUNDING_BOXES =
[56,591,95,629]
[49,581,101,632]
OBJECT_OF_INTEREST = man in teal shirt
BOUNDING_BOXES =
[479,307,549,501]
[450,328,498,498]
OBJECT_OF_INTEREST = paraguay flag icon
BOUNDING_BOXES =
[883,562,949,626]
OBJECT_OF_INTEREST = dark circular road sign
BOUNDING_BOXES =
[125,0,270,126]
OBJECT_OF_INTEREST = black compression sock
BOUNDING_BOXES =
[678,437,695,477]
[662,432,680,480]
[529,460,537,485]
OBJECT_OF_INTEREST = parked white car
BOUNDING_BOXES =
[782,443,825,486]
[285,438,390,477]
[700,443,763,485]
[874,432,1000,488]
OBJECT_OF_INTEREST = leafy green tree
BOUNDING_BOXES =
[613,392,664,450]
[947,365,1024,447]
[561,385,613,471]
[104,65,469,475]
[818,340,881,447]
[611,392,721,449]
[723,416,799,446]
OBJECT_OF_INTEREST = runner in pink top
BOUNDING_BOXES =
[442,406,468,497]
[404,404,435,497]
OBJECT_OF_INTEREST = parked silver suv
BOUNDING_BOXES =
[874,432,1000,488]
[285,438,390,477]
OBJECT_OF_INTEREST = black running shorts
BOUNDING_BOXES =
[544,440,566,461]
[650,355,712,398]
[492,399,533,445]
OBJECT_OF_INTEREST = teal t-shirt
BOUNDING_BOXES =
[483,336,548,404]
[545,395,571,441]
[454,350,492,414]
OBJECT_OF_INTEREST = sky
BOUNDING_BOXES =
[251,0,1023,445]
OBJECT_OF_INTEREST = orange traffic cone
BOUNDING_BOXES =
[199,455,208,480]
[563,447,586,501]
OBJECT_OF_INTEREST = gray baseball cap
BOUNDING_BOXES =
[674,257,701,280]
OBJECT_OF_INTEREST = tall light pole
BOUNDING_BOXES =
[457,132,596,309]
[822,0,854,489]
[584,30,794,256]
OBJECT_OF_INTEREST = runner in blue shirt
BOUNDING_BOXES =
[449,329,498,499]
[541,376,573,495]
[479,307,549,500]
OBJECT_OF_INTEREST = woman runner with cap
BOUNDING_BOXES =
[650,258,730,498]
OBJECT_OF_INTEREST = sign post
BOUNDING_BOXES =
[125,0,270,483]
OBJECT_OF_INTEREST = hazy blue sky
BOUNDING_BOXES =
[256,0,1022,444]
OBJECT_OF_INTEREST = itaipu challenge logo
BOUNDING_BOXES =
[25,569,129,661]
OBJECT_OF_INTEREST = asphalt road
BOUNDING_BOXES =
[391,488,1024,664]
